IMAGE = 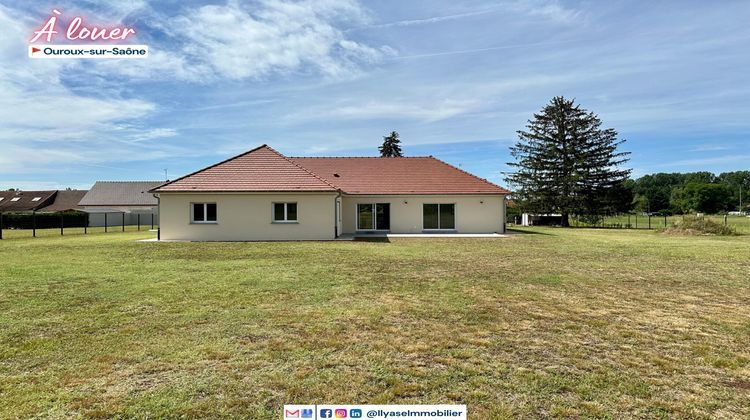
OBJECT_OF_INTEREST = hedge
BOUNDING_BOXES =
[0,211,88,229]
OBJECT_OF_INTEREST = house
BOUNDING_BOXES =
[0,190,57,212]
[37,190,88,213]
[79,181,162,226]
[150,145,509,241]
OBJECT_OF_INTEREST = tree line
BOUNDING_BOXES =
[626,171,749,215]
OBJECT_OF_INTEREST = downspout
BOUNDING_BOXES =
[334,190,341,238]
[152,193,160,241]
[502,195,507,234]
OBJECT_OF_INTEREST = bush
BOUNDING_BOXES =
[661,216,738,236]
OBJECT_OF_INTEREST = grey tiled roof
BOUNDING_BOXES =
[79,181,163,206]
[38,190,88,212]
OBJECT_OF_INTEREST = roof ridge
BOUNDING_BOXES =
[290,156,433,159]
[96,180,164,183]
[263,146,339,190]
[427,156,511,194]
[149,144,270,192]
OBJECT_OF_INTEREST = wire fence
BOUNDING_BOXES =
[509,213,750,234]
[0,211,158,240]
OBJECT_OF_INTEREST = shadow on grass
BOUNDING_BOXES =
[507,228,555,236]
[353,237,391,243]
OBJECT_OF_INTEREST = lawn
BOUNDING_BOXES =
[1,229,748,418]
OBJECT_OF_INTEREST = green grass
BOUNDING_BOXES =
[1,228,748,418]
[0,225,156,239]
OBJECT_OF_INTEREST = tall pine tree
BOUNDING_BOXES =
[379,131,403,157]
[507,97,631,226]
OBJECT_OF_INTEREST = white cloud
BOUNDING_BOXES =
[82,0,390,83]
[0,0,389,177]
[367,8,499,28]
[509,0,584,25]
[323,99,480,122]
[666,154,750,167]
[688,144,731,152]
[0,5,178,174]
[162,0,391,80]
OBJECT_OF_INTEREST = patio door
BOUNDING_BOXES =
[357,203,390,230]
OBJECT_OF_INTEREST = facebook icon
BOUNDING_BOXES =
[320,408,333,418]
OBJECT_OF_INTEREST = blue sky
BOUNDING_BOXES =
[1,0,748,190]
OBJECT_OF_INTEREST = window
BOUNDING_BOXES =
[10,197,20,202]
[192,203,217,223]
[273,202,297,222]
[0,197,4,201]
[423,204,455,230]
[31,197,42,202]
[357,203,390,230]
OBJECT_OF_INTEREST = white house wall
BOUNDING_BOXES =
[341,194,505,234]
[158,192,337,241]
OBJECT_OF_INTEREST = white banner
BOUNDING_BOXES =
[283,405,467,419]
[29,45,148,59]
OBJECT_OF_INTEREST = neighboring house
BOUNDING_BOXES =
[37,190,88,212]
[79,181,162,226]
[151,145,510,241]
[0,190,57,212]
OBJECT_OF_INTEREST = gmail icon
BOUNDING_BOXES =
[285,408,300,418]
[284,405,315,419]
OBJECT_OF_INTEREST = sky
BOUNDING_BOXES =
[0,0,748,190]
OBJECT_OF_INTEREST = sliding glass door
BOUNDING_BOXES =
[423,203,455,230]
[357,203,390,230]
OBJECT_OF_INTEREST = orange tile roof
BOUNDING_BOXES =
[292,156,509,195]
[152,145,510,195]
[153,145,336,192]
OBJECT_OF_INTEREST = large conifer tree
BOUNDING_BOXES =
[507,97,631,226]
[379,131,403,157]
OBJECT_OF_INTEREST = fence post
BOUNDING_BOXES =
[137,214,141,231]
[628,214,631,229]
[151,213,154,229]
[85,213,88,234]
[724,214,728,226]
[664,215,667,228]
[33,211,36,237]
[0,212,3,240]
[60,213,64,236]
[105,213,108,233]
[648,215,651,229]
[635,214,638,229]
[122,212,125,232]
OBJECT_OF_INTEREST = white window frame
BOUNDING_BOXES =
[0,197,4,201]
[190,202,217,224]
[10,197,20,202]
[422,203,457,231]
[272,202,298,223]
[31,197,42,202]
